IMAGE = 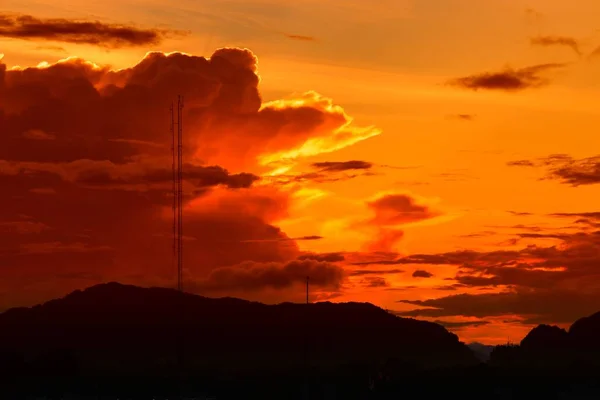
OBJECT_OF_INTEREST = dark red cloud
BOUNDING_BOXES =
[0,48,380,309]
[433,320,490,329]
[358,276,389,288]
[412,270,433,278]
[193,259,345,293]
[297,252,346,263]
[311,160,373,172]
[530,36,581,56]
[507,154,600,186]
[0,13,186,48]
[448,63,565,91]
[350,268,404,277]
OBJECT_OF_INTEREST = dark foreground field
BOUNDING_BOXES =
[3,364,600,400]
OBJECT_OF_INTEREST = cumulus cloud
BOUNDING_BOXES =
[448,63,565,91]
[0,48,382,308]
[0,13,186,48]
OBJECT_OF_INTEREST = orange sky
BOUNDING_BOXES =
[1,0,600,345]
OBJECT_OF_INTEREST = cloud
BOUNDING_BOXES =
[0,13,186,48]
[448,63,565,91]
[265,160,376,185]
[0,47,382,308]
[448,114,475,121]
[356,192,444,253]
[367,193,441,227]
[311,160,373,172]
[412,270,433,278]
[506,160,536,167]
[550,212,600,220]
[350,268,404,277]
[432,320,490,329]
[297,252,346,262]
[530,36,581,56]
[507,154,600,186]
[391,227,600,324]
[283,33,316,42]
[397,290,600,325]
[358,276,389,288]
[194,259,345,293]
[590,46,600,60]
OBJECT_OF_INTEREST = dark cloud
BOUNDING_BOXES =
[391,228,600,324]
[508,154,600,186]
[0,13,186,48]
[238,235,323,243]
[549,212,600,220]
[412,270,433,278]
[433,320,490,329]
[507,211,534,216]
[350,268,404,277]
[311,160,373,172]
[265,160,375,185]
[530,36,581,56]
[194,259,345,293]
[297,252,346,263]
[358,276,389,288]
[448,63,565,91]
[283,33,316,42]
[507,160,536,167]
[397,290,600,325]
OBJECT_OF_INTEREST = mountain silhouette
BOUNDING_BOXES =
[520,324,569,351]
[0,282,478,397]
[490,312,600,370]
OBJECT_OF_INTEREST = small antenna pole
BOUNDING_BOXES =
[306,276,309,304]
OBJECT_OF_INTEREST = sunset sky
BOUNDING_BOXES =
[1,0,599,345]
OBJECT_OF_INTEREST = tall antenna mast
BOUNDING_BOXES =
[171,95,184,293]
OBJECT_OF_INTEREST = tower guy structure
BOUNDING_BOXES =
[170,95,184,293]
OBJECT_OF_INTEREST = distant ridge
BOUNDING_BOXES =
[0,282,477,375]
